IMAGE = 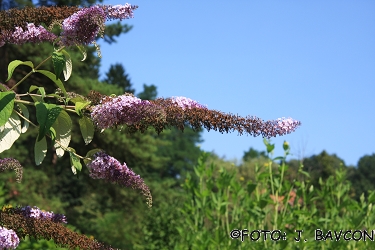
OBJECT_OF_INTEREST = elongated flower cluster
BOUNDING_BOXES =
[102,4,138,21]
[0,23,57,47]
[0,158,23,183]
[0,227,19,249]
[61,6,106,46]
[0,4,138,47]
[87,151,152,207]
[91,94,158,130]
[0,207,115,249]
[21,205,67,224]
[89,93,301,138]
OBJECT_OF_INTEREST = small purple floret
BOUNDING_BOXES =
[170,96,207,110]
[0,23,57,46]
[91,95,152,130]
[21,206,67,224]
[103,4,138,21]
[0,227,19,249]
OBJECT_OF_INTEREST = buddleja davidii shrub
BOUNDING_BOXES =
[0,4,302,249]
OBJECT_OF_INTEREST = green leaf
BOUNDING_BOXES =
[52,51,66,80]
[68,148,82,174]
[61,50,72,81]
[69,96,86,104]
[35,70,67,97]
[17,103,29,133]
[75,101,90,116]
[78,116,94,145]
[34,135,47,165]
[76,45,87,61]
[52,110,72,157]
[29,85,39,93]
[6,60,34,82]
[83,148,102,166]
[0,111,21,153]
[0,91,16,127]
[35,102,62,141]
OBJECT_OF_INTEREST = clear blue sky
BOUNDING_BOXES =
[98,0,375,166]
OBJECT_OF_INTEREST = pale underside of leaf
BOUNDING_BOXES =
[0,111,21,153]
[62,50,72,81]
[35,135,47,165]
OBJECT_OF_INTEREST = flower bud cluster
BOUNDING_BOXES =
[0,158,23,183]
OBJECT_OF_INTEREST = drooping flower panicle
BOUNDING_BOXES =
[87,151,152,208]
[0,4,138,47]
[0,226,19,249]
[89,93,301,138]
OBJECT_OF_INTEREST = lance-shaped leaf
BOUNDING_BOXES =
[35,102,62,141]
[52,51,66,80]
[35,70,67,97]
[68,147,82,174]
[78,116,94,145]
[52,110,72,157]
[0,91,15,127]
[17,103,29,133]
[34,135,47,165]
[61,50,73,81]
[75,101,90,116]
[0,111,21,153]
[6,60,34,82]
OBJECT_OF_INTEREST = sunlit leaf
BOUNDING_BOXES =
[52,110,72,157]
[79,116,94,145]
[0,111,21,153]
[68,147,82,174]
[34,135,47,165]
[0,91,15,127]
[6,60,34,82]
[35,102,62,141]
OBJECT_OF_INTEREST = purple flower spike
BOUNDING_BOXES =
[61,6,106,46]
[91,94,154,130]
[21,206,67,224]
[87,151,152,207]
[170,96,207,110]
[0,227,19,249]
[0,23,57,46]
[103,4,138,21]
